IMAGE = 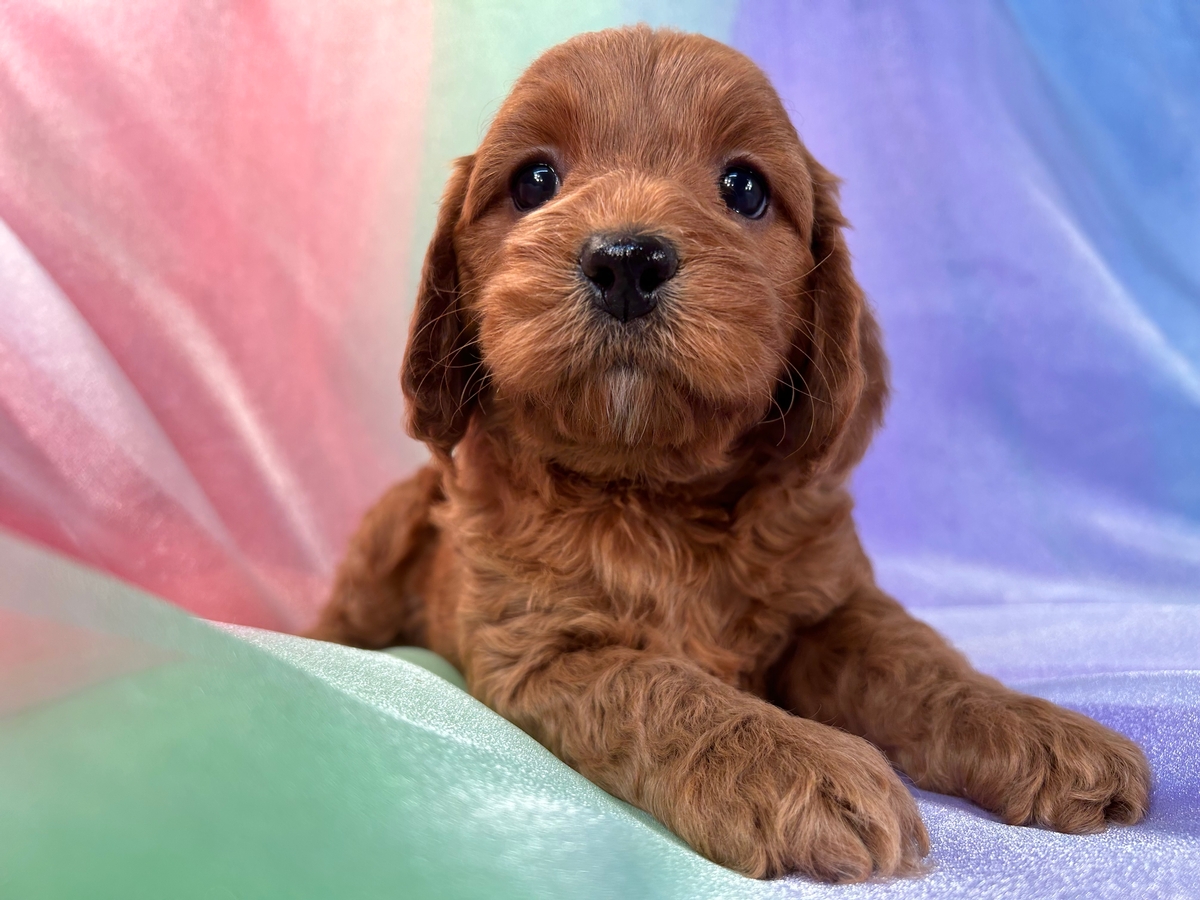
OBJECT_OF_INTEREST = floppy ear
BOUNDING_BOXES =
[767,154,888,476]
[401,155,483,456]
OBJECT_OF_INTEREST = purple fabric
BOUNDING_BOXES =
[732,1,1200,607]
[891,604,1200,900]
[730,3,1200,894]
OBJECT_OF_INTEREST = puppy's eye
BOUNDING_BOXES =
[511,162,560,211]
[719,166,769,219]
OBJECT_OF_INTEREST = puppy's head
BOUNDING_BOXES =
[403,27,886,483]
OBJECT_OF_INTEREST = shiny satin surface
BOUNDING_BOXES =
[2,534,1198,898]
[1,1,1198,896]
[735,1,1200,607]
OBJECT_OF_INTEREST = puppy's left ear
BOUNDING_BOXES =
[771,154,888,476]
[401,155,483,457]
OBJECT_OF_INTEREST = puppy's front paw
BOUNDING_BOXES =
[672,717,928,881]
[935,692,1151,833]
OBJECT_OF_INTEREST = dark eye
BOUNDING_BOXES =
[511,162,559,211]
[719,166,769,219]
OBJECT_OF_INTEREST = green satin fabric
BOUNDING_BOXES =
[0,533,770,900]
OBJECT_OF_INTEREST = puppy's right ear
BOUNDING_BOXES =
[401,155,482,456]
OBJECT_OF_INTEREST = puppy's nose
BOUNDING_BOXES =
[580,234,678,323]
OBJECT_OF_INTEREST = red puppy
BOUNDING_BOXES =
[308,27,1150,881]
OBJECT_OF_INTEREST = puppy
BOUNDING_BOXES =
[307,27,1150,881]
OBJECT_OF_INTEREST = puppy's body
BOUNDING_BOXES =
[325,426,861,693]
[309,28,1150,881]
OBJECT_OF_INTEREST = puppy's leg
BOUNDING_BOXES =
[772,587,1150,833]
[466,608,928,881]
[304,465,442,648]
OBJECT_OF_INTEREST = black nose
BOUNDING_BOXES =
[580,234,678,322]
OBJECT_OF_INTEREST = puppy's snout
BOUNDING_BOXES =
[580,234,678,323]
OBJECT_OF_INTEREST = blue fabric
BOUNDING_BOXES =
[725,2,1200,894]
[733,0,1200,606]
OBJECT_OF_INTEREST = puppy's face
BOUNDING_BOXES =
[405,28,884,483]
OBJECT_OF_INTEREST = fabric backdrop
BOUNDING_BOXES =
[2,0,1197,630]
[1,1,1197,898]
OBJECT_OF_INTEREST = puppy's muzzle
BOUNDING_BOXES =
[580,233,678,323]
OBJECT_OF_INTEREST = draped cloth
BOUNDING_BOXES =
[2,2,1197,896]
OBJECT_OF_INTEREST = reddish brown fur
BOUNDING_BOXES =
[307,27,1150,881]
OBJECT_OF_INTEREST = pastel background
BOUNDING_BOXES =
[1,2,1197,897]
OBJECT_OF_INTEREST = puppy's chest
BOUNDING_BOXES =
[453,448,858,678]
[588,504,817,684]
[476,496,805,682]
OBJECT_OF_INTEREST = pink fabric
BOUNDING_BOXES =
[0,2,432,629]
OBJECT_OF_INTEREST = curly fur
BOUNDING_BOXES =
[307,27,1150,881]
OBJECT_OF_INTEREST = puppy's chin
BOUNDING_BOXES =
[500,366,769,483]
[605,366,653,446]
